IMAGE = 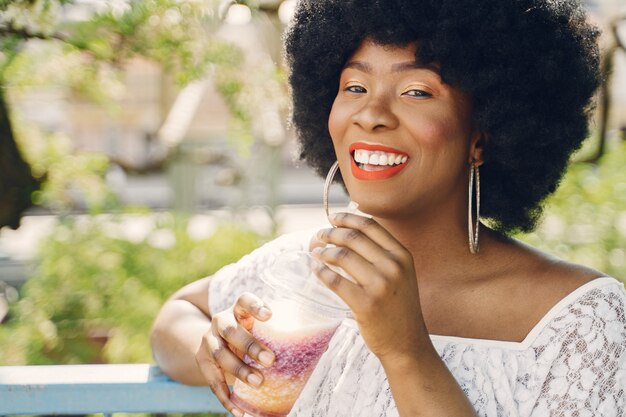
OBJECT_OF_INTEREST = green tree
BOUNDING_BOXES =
[0,0,247,226]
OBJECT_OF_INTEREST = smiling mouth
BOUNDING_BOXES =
[349,143,409,180]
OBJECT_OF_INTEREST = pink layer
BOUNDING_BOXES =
[246,327,335,375]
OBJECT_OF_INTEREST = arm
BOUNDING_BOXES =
[312,213,477,417]
[150,277,213,385]
[381,344,477,416]
[150,273,276,417]
[152,232,308,386]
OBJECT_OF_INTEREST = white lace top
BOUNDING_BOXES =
[208,230,626,417]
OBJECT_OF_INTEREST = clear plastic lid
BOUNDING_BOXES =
[261,251,352,320]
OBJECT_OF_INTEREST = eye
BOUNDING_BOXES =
[345,85,366,94]
[402,89,432,99]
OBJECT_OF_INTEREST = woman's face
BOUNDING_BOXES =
[328,39,480,219]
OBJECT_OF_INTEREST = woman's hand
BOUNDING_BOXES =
[195,292,275,416]
[311,212,429,364]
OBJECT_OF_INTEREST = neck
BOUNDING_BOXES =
[373,211,501,284]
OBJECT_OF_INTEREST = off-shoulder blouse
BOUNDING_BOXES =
[208,230,626,417]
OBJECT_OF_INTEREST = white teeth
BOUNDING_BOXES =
[355,150,367,164]
[352,149,408,166]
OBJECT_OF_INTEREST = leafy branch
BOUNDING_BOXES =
[0,24,67,41]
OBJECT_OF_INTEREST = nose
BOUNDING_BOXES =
[351,93,399,131]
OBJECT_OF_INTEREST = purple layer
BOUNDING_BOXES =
[244,327,336,375]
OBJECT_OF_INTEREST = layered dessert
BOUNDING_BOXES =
[231,300,340,417]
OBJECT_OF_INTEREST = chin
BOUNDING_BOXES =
[348,198,404,219]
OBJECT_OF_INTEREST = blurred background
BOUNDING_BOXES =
[0,0,624,370]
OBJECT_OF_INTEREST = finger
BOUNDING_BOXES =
[316,226,390,266]
[196,337,244,417]
[197,358,244,417]
[217,320,275,368]
[227,341,245,361]
[208,323,267,387]
[310,256,362,306]
[311,243,380,288]
[328,213,403,253]
[309,233,326,252]
[216,308,274,368]
[233,292,272,329]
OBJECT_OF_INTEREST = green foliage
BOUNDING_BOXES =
[0,0,271,218]
[60,0,232,84]
[15,121,118,213]
[520,140,626,281]
[0,214,267,365]
[1,0,291,219]
[1,0,242,101]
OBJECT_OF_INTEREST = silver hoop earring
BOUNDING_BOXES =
[468,163,480,254]
[323,161,340,224]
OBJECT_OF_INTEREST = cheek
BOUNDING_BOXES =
[409,111,472,150]
[409,118,454,149]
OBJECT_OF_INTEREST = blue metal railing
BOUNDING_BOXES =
[0,364,228,416]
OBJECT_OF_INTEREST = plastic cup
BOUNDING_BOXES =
[231,251,350,417]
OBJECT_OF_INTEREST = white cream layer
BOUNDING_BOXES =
[255,300,339,340]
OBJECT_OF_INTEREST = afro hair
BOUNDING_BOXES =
[284,0,600,234]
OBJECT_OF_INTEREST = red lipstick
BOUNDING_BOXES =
[349,142,409,181]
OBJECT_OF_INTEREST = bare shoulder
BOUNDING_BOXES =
[492,238,606,334]
[421,232,610,341]
[510,239,605,299]
[457,234,608,342]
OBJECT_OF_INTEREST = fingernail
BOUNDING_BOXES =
[259,350,274,367]
[312,246,322,255]
[258,306,271,319]
[231,408,244,417]
[248,373,262,387]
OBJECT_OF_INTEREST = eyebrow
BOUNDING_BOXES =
[343,60,440,75]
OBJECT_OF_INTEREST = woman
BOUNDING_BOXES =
[151,0,626,415]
